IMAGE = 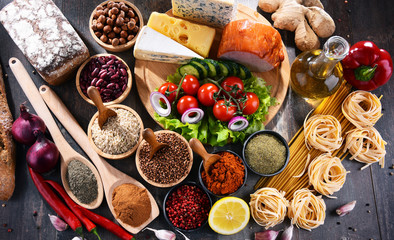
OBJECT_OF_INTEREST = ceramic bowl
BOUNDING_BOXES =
[89,0,143,52]
[163,181,212,232]
[87,104,143,160]
[76,54,132,106]
[135,130,193,188]
[198,150,247,198]
[242,130,290,177]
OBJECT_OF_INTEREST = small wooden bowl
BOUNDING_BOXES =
[87,104,143,160]
[135,130,193,188]
[76,54,132,106]
[89,0,143,52]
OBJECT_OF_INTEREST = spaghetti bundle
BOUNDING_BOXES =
[304,114,342,152]
[288,189,326,231]
[249,187,289,229]
[308,153,348,197]
[342,90,382,129]
[344,127,386,169]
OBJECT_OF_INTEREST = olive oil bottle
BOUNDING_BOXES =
[290,36,350,100]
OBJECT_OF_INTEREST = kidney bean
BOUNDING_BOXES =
[107,83,115,89]
[91,68,99,77]
[96,79,104,87]
[120,68,127,76]
[110,73,119,80]
[122,84,127,91]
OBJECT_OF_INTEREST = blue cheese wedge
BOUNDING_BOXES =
[172,0,236,28]
[134,26,203,64]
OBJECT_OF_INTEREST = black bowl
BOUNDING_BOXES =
[163,181,212,232]
[242,130,290,177]
[198,150,248,198]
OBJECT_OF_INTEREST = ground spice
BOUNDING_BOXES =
[112,183,151,227]
[66,160,98,204]
[245,133,287,175]
[201,151,245,195]
[165,185,210,230]
[139,132,191,184]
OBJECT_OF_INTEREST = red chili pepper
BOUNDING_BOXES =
[342,41,393,91]
[28,167,83,236]
[76,205,135,240]
[45,180,101,240]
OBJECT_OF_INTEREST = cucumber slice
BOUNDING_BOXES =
[238,63,252,79]
[204,59,221,78]
[218,61,233,77]
[224,61,240,77]
[178,63,204,79]
[190,59,209,79]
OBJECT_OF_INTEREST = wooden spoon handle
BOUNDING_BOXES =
[189,138,210,160]
[87,86,106,113]
[8,58,73,155]
[142,128,160,148]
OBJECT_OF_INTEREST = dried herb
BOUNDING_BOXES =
[66,160,98,204]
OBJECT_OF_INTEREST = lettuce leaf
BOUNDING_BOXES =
[154,76,277,146]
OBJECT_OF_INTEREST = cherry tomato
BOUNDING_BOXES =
[197,83,219,107]
[181,75,200,96]
[221,76,244,98]
[213,100,237,122]
[177,95,199,115]
[158,82,178,103]
[241,92,260,115]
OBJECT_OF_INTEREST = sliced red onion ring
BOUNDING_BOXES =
[150,91,171,117]
[181,108,204,124]
[228,116,249,131]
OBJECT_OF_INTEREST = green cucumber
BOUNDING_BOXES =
[190,59,209,79]
[224,61,240,77]
[237,63,252,79]
[218,61,233,77]
[203,59,221,78]
[178,63,204,79]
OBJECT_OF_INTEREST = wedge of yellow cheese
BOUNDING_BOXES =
[147,12,215,58]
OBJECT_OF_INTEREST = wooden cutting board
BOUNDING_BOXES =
[135,4,290,127]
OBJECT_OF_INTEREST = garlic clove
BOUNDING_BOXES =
[48,214,68,231]
[336,200,357,217]
[144,227,176,240]
[281,225,294,240]
[255,230,280,240]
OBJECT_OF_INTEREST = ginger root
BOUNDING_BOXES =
[259,0,335,51]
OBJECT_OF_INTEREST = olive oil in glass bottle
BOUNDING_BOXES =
[290,36,350,99]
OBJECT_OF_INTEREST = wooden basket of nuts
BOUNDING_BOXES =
[89,0,143,52]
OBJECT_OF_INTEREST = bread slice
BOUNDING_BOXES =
[0,64,15,201]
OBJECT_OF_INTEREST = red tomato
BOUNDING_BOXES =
[177,95,199,115]
[221,76,244,98]
[181,75,200,96]
[158,82,178,103]
[213,100,237,122]
[241,92,260,115]
[197,83,219,107]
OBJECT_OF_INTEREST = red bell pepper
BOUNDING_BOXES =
[342,41,393,91]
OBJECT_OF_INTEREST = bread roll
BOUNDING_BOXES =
[217,19,285,72]
[0,64,15,201]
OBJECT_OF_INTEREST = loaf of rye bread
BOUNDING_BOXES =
[0,0,89,85]
[0,64,15,201]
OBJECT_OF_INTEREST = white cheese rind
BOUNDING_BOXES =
[133,26,203,64]
[172,0,236,28]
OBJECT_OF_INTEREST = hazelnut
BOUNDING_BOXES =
[119,10,125,18]
[113,3,120,9]
[106,18,114,26]
[127,35,134,41]
[95,10,104,19]
[127,10,135,18]
[116,17,124,26]
[120,30,128,38]
[112,38,120,46]
[108,31,116,39]
[96,22,104,30]
[96,6,104,11]
[111,14,117,20]
[121,25,128,31]
[127,21,135,30]
[98,15,106,24]
[95,31,102,38]
[111,7,119,15]
[91,23,98,31]
[103,25,112,33]
[113,26,121,34]
[100,34,108,43]
[132,25,139,33]
[119,37,126,44]
[134,16,139,23]
[107,1,114,8]
[121,5,128,12]
[103,8,109,16]
[124,17,130,23]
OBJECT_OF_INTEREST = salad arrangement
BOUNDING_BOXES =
[150,58,276,146]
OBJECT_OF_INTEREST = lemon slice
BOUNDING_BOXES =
[208,197,250,235]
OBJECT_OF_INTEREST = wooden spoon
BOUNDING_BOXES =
[142,128,169,160]
[9,58,104,210]
[189,138,221,174]
[87,86,117,129]
[38,84,159,234]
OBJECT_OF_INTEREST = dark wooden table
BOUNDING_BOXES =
[1,0,393,239]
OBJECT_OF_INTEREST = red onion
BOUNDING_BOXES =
[150,91,171,117]
[228,116,249,131]
[26,131,59,173]
[12,104,46,145]
[181,108,204,124]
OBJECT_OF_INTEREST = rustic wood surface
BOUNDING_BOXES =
[0,0,393,240]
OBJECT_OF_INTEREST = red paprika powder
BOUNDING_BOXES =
[201,151,245,195]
